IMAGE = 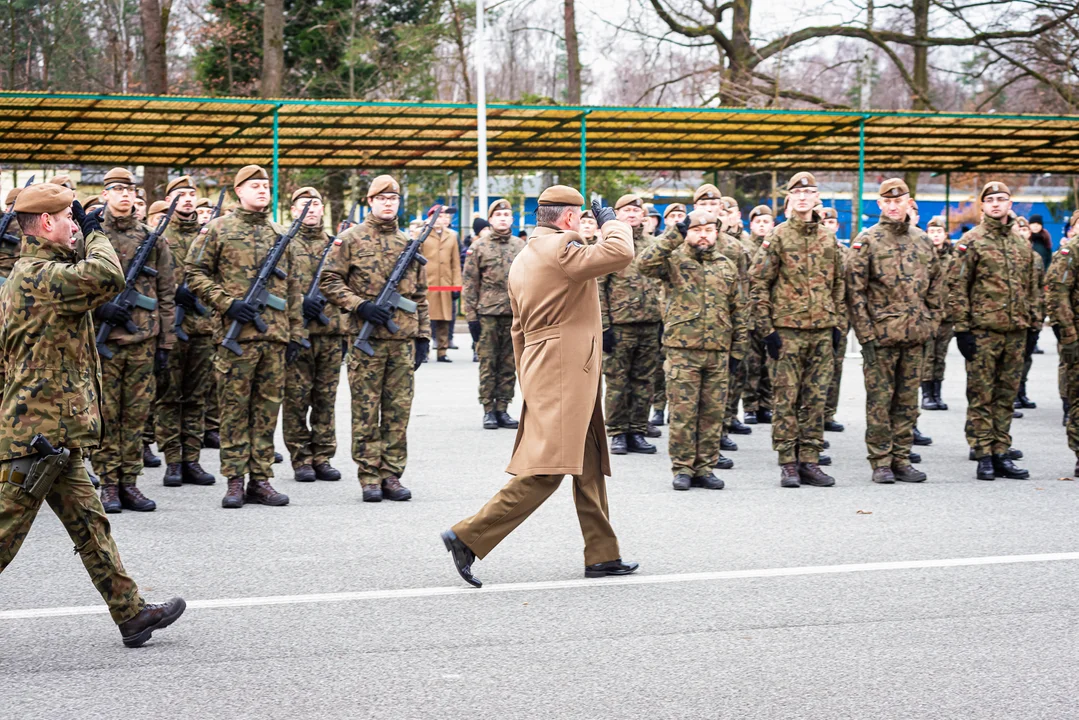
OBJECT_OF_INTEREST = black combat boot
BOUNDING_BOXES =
[382,476,412,501]
[221,477,245,508]
[203,430,220,449]
[163,463,183,487]
[645,423,661,438]
[910,452,922,464]
[100,483,121,513]
[743,410,758,424]
[934,380,948,410]
[921,381,939,410]
[798,463,835,487]
[273,452,284,464]
[780,463,800,488]
[119,485,156,512]
[437,355,452,363]
[609,434,628,455]
[872,467,895,484]
[992,454,1030,479]
[696,472,725,490]
[728,418,752,435]
[892,462,927,483]
[142,444,162,468]
[314,463,341,481]
[182,462,215,485]
[362,483,383,502]
[824,419,845,432]
[912,427,932,446]
[246,479,289,506]
[975,456,995,481]
[626,433,657,454]
[294,465,316,482]
[119,597,186,648]
[672,473,692,491]
[818,454,832,466]
[714,454,734,470]
[720,435,738,452]
[757,409,773,424]
[969,447,1022,461]
[650,408,666,427]
[483,411,499,430]
[1015,382,1036,409]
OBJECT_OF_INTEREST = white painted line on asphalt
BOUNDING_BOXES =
[4,551,1079,621]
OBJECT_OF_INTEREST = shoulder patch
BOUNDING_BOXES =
[1062,247,1070,255]
[852,241,863,250]
[333,236,343,246]
[761,239,770,249]
[568,240,584,248]
[956,243,968,252]
[466,247,473,255]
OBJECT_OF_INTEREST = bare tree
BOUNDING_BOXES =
[262,0,284,97]
[564,0,581,103]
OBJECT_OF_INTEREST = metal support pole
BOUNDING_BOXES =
[272,104,281,219]
[476,1,488,211]
[945,172,951,233]
[579,113,588,198]
[855,117,866,235]
[457,169,464,237]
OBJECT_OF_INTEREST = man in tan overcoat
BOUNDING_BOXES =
[422,206,462,362]
[442,186,640,587]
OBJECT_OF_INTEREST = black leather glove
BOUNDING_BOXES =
[764,331,782,360]
[452,291,461,301]
[602,328,616,353]
[225,299,258,324]
[413,338,430,370]
[956,331,977,362]
[154,348,169,373]
[833,327,843,351]
[469,320,481,343]
[175,285,199,311]
[1025,328,1039,358]
[729,355,741,374]
[676,218,690,239]
[302,295,326,322]
[356,300,391,327]
[96,301,132,327]
[71,199,101,237]
[286,340,302,365]
[590,200,616,228]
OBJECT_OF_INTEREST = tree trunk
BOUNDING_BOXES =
[447,0,472,102]
[905,0,930,196]
[727,0,753,103]
[139,0,168,201]
[261,0,284,97]
[563,0,581,104]
[326,170,345,231]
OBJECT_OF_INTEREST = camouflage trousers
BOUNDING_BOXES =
[214,341,285,481]
[92,340,156,486]
[283,335,345,469]
[348,339,414,487]
[666,348,730,477]
[922,322,953,382]
[432,320,452,358]
[770,328,834,464]
[862,343,923,468]
[1,448,144,624]
[724,351,745,426]
[1062,355,1079,457]
[604,322,660,436]
[964,329,1024,457]
[742,333,772,412]
[652,344,667,413]
[204,372,220,433]
[156,334,214,464]
[479,315,516,412]
[825,330,848,423]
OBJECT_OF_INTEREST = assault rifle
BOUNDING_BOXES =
[0,175,34,246]
[220,200,313,356]
[353,205,438,356]
[173,187,226,342]
[337,198,360,234]
[95,195,179,359]
[303,235,337,329]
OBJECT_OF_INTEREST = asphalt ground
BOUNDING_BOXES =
[3,327,1078,719]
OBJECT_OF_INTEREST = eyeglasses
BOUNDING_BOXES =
[789,188,818,197]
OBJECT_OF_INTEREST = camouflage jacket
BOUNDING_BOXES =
[600,226,663,328]
[1045,246,1079,345]
[321,214,429,340]
[0,232,124,461]
[291,224,348,336]
[187,208,306,346]
[100,208,177,350]
[847,217,945,347]
[947,216,1041,333]
[639,232,748,356]
[462,229,524,320]
[748,214,845,335]
[0,224,22,281]
[166,214,217,338]
[835,241,852,334]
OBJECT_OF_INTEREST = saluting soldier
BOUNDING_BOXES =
[282,187,347,484]
[91,167,176,513]
[742,204,774,425]
[0,184,185,647]
[188,165,306,509]
[921,216,954,411]
[948,182,1040,480]
[650,202,687,428]
[441,188,638,587]
[423,205,462,362]
[847,179,946,484]
[819,206,849,433]
[1046,218,1079,476]
[749,172,845,488]
[464,198,525,429]
[321,175,429,503]
[644,203,661,236]
[579,208,599,243]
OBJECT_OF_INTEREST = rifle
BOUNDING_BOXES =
[303,235,337,329]
[337,198,360,233]
[95,195,179,360]
[220,199,313,357]
[0,175,34,246]
[173,187,226,342]
[353,205,437,356]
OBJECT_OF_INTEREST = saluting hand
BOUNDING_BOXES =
[591,200,616,228]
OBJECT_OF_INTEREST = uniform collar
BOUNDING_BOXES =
[104,207,139,232]
[491,229,511,243]
[881,215,910,233]
[236,207,270,225]
[788,214,819,234]
[632,225,644,241]
[174,214,199,233]
[983,215,1012,235]
[364,213,398,233]
[300,224,323,239]
[21,234,76,262]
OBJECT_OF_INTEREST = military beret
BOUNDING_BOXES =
[693,184,721,203]
[50,175,75,190]
[14,183,74,214]
[408,219,424,230]
[196,197,212,208]
[786,172,817,191]
[645,203,660,218]
[488,198,512,217]
[135,188,146,200]
[614,194,642,210]
[234,165,269,188]
[879,178,909,198]
[663,203,686,218]
[980,181,1010,200]
[748,204,773,221]
[721,196,738,210]
[148,200,169,216]
[909,199,919,212]
[366,174,400,198]
[291,186,322,204]
[819,207,838,220]
[83,196,102,210]
[686,209,716,230]
[581,209,596,221]
[927,216,946,229]
[537,185,584,206]
[5,187,21,208]
[166,175,195,196]
[103,167,136,187]
[1014,216,1030,228]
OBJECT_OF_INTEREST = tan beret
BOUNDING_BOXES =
[135,188,146,201]
[291,186,322,204]
[927,216,946,229]
[614,194,642,210]
[537,185,584,206]
[14,184,74,214]
[1014,216,1030,228]
[581,209,596,221]
[909,199,919,211]
[786,172,817,191]
[819,207,838,220]
[686,209,716,230]
[196,197,212,208]
[721,196,738,210]
[83,196,102,210]
[148,200,169,216]
[488,198,512,217]
[1070,210,1079,229]
[103,167,136,187]
[748,204,773,221]
[692,184,721,203]
[366,174,400,198]
[166,175,195,196]
[645,203,660,218]
[980,181,1010,200]
[5,187,21,207]
[663,203,687,218]
[50,175,75,190]
[879,178,909,198]
[234,165,269,188]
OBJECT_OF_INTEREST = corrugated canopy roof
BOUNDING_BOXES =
[0,91,1077,174]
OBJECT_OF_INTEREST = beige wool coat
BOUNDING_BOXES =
[505,220,634,477]
[422,227,462,321]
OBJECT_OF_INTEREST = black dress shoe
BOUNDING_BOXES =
[437,355,453,363]
[626,433,657,454]
[817,454,832,466]
[314,463,342,481]
[164,463,183,487]
[1013,410,1023,419]
[728,419,752,435]
[992,454,1030,479]
[441,530,482,588]
[975,456,995,480]
[274,452,284,464]
[610,434,628,455]
[672,473,691,491]
[910,452,922,464]
[585,559,639,578]
[720,434,738,452]
[757,409,773,424]
[294,465,316,482]
[182,462,216,485]
[483,411,499,430]
[142,444,162,468]
[645,423,661,438]
[715,454,734,470]
[495,411,519,429]
[921,381,940,411]
[119,597,186,648]
[650,409,666,427]
[824,420,845,432]
[695,472,725,490]
[202,430,220,449]
[912,427,932,446]
[743,411,758,424]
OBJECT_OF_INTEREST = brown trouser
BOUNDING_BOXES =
[452,424,620,566]
[432,320,452,358]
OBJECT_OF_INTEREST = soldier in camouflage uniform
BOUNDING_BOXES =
[742,204,774,425]
[91,168,176,513]
[749,172,845,488]
[464,198,524,429]
[199,198,222,451]
[282,187,347,483]
[321,175,429,503]
[650,203,687,428]
[0,184,184,647]
[718,195,756,439]
[948,182,1040,480]
[157,176,217,489]
[601,194,662,455]
[1046,219,1079,476]
[1013,216,1043,411]
[640,209,747,489]
[819,206,850,433]
[847,179,946,484]
[921,216,954,411]
[188,165,306,509]
[0,187,24,285]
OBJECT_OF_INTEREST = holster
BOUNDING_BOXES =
[7,443,71,501]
